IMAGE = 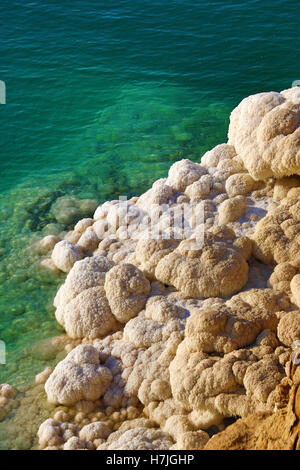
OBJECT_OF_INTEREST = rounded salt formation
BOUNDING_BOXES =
[184,293,278,354]
[185,175,213,202]
[168,288,289,423]
[273,176,300,201]
[287,187,300,199]
[74,218,94,233]
[135,238,180,280]
[243,359,284,403]
[64,230,81,244]
[225,173,256,196]
[38,419,79,449]
[54,256,118,338]
[251,197,300,265]
[79,421,111,441]
[97,426,174,450]
[93,200,142,240]
[55,256,115,306]
[45,345,113,406]
[218,195,246,225]
[124,307,184,350]
[277,311,300,347]
[201,143,237,168]
[77,230,100,252]
[291,274,300,308]
[174,431,210,450]
[137,178,175,211]
[35,366,54,385]
[217,155,245,175]
[145,295,186,323]
[104,264,151,323]
[228,90,300,180]
[51,240,84,272]
[269,262,299,295]
[0,383,15,410]
[162,415,209,450]
[166,159,207,191]
[62,286,119,339]
[63,436,94,450]
[155,230,249,298]
[37,234,59,254]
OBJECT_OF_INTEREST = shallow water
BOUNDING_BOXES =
[0,82,231,390]
[0,0,299,426]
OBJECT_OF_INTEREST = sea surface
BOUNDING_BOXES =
[0,0,299,446]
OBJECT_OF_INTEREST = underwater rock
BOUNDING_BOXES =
[50,196,98,226]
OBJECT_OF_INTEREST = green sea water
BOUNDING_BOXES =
[0,0,299,403]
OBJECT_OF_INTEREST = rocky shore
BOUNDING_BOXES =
[1,86,300,450]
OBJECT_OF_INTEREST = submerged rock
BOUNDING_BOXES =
[50,196,98,226]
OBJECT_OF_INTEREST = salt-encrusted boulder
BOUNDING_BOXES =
[169,288,291,423]
[273,176,300,201]
[185,175,213,202]
[277,311,300,347]
[37,235,59,254]
[201,143,237,168]
[155,229,249,298]
[225,173,257,196]
[104,264,151,323]
[38,419,79,449]
[185,291,279,354]
[54,256,115,307]
[79,422,111,441]
[269,262,299,295]
[74,218,94,233]
[61,286,118,339]
[77,230,100,252]
[51,240,84,272]
[228,89,300,180]
[137,178,175,211]
[135,238,180,280]
[252,197,300,265]
[291,275,300,308]
[45,345,113,406]
[54,256,118,339]
[97,426,174,450]
[218,195,246,225]
[166,159,207,191]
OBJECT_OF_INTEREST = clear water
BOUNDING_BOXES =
[0,0,299,392]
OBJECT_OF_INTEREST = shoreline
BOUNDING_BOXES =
[1,86,300,450]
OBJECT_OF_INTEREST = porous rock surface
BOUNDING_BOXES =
[35,88,300,450]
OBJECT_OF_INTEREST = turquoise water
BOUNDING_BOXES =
[0,1,299,389]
